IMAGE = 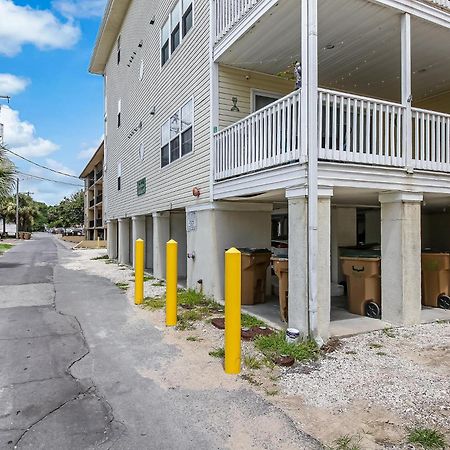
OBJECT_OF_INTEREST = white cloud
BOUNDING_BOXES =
[77,135,103,160]
[0,73,30,96]
[52,0,106,18]
[0,0,80,57]
[45,158,76,176]
[0,105,59,157]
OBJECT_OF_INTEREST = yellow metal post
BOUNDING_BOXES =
[97,236,100,249]
[166,239,178,326]
[225,247,241,374]
[134,239,144,305]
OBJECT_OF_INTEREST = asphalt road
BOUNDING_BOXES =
[0,233,321,450]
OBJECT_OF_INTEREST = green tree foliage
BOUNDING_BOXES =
[47,191,84,228]
[0,194,40,233]
[0,145,16,201]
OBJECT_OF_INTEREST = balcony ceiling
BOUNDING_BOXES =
[218,0,450,103]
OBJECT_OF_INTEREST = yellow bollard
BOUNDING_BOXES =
[224,247,241,374]
[97,236,100,249]
[134,239,144,305]
[166,239,178,326]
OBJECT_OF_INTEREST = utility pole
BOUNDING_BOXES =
[16,178,19,239]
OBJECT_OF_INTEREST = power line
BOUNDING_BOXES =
[3,146,80,179]
[17,171,83,187]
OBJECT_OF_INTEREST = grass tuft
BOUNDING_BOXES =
[243,355,263,370]
[241,313,267,328]
[142,297,165,310]
[186,336,202,342]
[382,327,396,338]
[407,427,447,449]
[115,282,129,291]
[0,243,13,254]
[209,347,225,358]
[254,330,318,362]
[328,435,362,450]
[91,254,109,260]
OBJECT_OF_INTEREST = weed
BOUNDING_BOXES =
[269,374,279,382]
[243,355,262,370]
[115,282,129,291]
[265,388,279,396]
[105,260,115,264]
[254,331,318,362]
[180,310,203,322]
[142,297,165,310]
[328,435,362,450]
[264,358,276,370]
[178,289,209,307]
[152,281,165,286]
[241,313,267,328]
[369,343,383,349]
[186,336,202,342]
[209,347,225,358]
[436,319,450,325]
[376,351,387,356]
[407,427,446,449]
[383,327,396,338]
[345,350,357,355]
[240,373,262,386]
[91,255,109,260]
[143,275,154,282]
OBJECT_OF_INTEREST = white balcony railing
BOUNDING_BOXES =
[412,108,450,172]
[214,0,261,42]
[213,88,450,181]
[214,89,302,180]
[318,89,406,167]
[423,0,450,10]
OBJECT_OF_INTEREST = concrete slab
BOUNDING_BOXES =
[0,283,54,308]
[421,307,450,323]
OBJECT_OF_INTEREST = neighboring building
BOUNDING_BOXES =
[79,142,106,241]
[90,0,450,340]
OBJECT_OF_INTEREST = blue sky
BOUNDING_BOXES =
[0,0,106,204]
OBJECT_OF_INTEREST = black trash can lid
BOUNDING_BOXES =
[235,247,271,255]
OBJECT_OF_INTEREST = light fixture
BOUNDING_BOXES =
[150,106,156,115]
[150,15,155,25]
[231,97,240,112]
[138,40,143,48]
[325,43,335,50]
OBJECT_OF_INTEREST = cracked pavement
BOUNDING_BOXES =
[0,233,322,450]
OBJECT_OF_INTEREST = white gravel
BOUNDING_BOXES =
[280,322,450,430]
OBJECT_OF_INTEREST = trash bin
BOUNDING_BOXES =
[340,255,381,318]
[421,252,450,309]
[236,248,271,305]
[23,232,31,240]
[272,257,288,322]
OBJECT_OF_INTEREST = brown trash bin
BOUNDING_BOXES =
[237,248,271,305]
[421,253,450,309]
[340,257,381,318]
[272,257,288,322]
[23,232,31,240]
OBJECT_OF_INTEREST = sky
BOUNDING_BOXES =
[0,0,106,205]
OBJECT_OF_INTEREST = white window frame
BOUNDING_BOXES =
[117,161,122,191]
[117,35,121,65]
[117,98,122,127]
[160,0,193,67]
[251,89,283,113]
[160,98,194,168]
[139,60,144,81]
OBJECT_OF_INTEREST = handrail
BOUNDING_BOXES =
[318,88,404,109]
[412,106,450,119]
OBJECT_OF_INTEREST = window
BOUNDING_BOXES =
[182,0,193,37]
[139,143,145,160]
[252,91,282,112]
[161,99,193,167]
[139,60,144,81]
[117,35,121,65]
[161,0,193,66]
[117,99,121,127]
[117,161,122,191]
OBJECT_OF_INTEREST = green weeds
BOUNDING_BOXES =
[115,282,129,291]
[209,347,225,358]
[142,297,165,310]
[407,427,446,449]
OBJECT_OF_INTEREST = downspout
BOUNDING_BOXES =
[302,0,320,344]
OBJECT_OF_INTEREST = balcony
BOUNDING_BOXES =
[89,198,95,208]
[214,88,450,181]
[96,194,103,204]
[89,220,95,228]
[95,169,103,180]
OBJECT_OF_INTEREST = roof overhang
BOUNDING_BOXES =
[89,0,132,75]
[79,142,105,178]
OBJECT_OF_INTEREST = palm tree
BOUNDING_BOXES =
[0,145,16,201]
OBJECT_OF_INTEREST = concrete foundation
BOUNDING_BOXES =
[131,216,146,268]
[379,191,423,325]
[118,218,130,265]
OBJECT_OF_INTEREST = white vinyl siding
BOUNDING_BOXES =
[103,0,210,219]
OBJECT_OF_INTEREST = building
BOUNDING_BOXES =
[90,0,450,341]
[79,141,106,241]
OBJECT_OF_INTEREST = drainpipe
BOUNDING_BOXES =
[302,0,320,344]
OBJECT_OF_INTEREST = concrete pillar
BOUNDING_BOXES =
[131,216,146,268]
[153,212,170,279]
[107,220,118,259]
[379,191,423,325]
[118,218,130,265]
[286,186,332,341]
[145,216,154,270]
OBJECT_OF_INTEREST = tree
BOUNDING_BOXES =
[0,194,40,234]
[0,145,16,201]
[47,191,84,228]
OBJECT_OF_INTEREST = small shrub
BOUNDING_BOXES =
[241,313,266,328]
[142,297,165,310]
[254,331,318,362]
[407,427,446,449]
[91,255,109,260]
[209,347,225,358]
[243,355,262,370]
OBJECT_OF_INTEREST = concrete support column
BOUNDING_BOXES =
[286,186,333,342]
[107,220,118,259]
[131,216,146,268]
[153,212,170,279]
[379,191,423,325]
[118,218,130,265]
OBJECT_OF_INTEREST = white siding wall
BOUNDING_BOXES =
[104,0,211,220]
[218,65,294,129]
